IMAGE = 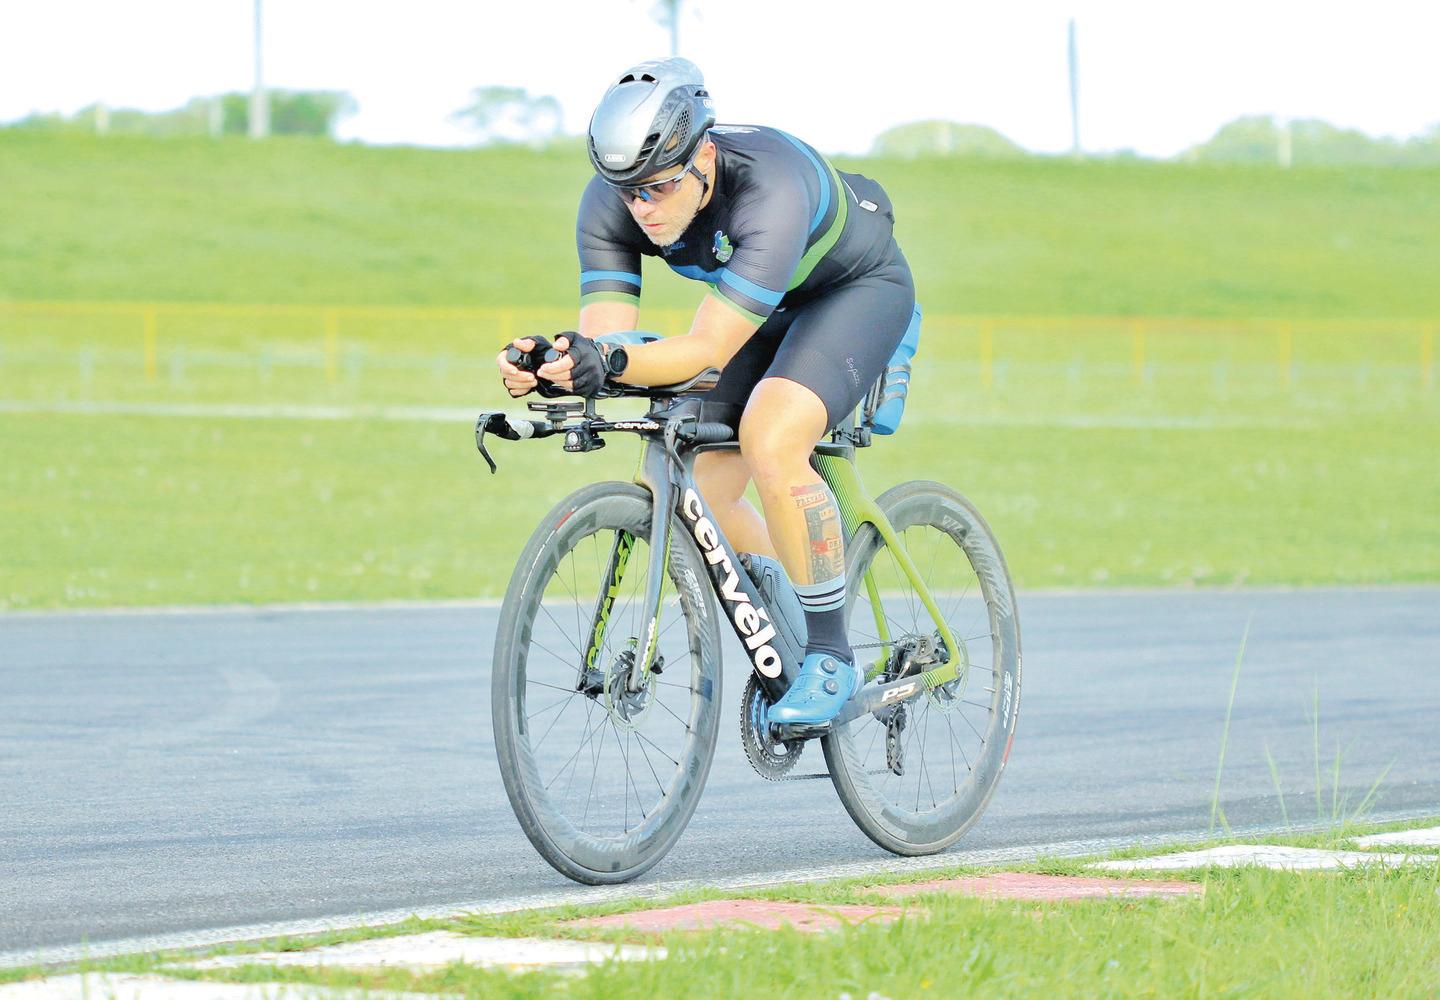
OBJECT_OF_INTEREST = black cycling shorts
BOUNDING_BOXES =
[699,239,916,431]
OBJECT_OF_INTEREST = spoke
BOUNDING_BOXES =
[547,700,603,796]
[920,703,939,809]
[632,728,683,768]
[525,677,583,696]
[581,708,609,832]
[526,694,576,723]
[957,703,987,743]
[526,636,582,672]
[614,721,646,830]
[654,694,693,732]
[946,711,973,773]
[654,679,697,692]
[530,692,579,755]
[942,577,973,637]
[633,725,669,795]
[568,548,585,657]
[536,603,586,661]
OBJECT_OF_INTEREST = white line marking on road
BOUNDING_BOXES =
[3,809,1435,971]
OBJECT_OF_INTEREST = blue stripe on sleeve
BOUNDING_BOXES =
[719,268,783,307]
[776,131,830,235]
[579,269,642,288]
[666,263,718,284]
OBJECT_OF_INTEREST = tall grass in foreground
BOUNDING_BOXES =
[1210,621,1396,840]
[147,864,1440,998]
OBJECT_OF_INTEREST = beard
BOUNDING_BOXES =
[635,183,705,247]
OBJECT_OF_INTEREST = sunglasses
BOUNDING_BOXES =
[609,157,704,204]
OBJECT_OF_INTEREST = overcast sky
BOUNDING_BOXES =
[3,0,1437,157]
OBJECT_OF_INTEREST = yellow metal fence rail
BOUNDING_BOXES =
[1,300,1435,391]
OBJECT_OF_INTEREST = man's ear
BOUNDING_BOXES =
[697,138,717,171]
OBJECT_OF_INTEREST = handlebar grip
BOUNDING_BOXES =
[691,422,736,445]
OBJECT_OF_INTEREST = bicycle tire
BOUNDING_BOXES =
[822,480,1021,855]
[492,481,723,884]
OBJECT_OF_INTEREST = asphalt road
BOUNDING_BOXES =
[3,587,1437,958]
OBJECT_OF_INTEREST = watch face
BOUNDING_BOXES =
[607,345,629,376]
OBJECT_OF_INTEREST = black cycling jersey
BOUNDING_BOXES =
[576,125,900,327]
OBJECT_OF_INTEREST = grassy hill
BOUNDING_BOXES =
[3,131,1439,318]
[2,132,1437,608]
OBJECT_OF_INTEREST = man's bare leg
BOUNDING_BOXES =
[693,450,777,559]
[739,377,850,662]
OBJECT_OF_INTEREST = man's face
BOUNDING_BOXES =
[623,143,713,247]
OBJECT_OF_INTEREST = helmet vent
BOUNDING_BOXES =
[666,106,692,153]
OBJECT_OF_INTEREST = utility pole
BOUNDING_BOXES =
[653,0,681,56]
[249,0,269,139]
[1068,18,1081,157]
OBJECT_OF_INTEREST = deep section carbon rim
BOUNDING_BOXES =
[493,483,721,884]
[823,481,1021,855]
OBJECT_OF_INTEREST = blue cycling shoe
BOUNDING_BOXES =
[767,652,861,726]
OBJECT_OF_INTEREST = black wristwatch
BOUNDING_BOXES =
[599,342,629,378]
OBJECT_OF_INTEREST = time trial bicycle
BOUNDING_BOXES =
[477,347,1021,884]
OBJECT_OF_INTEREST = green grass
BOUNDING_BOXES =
[4,131,1440,317]
[1,133,1437,607]
[11,819,1436,997]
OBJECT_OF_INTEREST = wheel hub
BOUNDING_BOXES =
[602,647,657,732]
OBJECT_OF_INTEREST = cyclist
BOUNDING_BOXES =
[496,57,917,726]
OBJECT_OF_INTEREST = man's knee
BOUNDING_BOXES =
[739,380,827,487]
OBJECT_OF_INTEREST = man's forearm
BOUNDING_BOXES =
[617,333,727,386]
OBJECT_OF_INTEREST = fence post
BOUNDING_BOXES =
[1423,325,1435,392]
[980,319,995,390]
[1131,318,1147,387]
[143,306,158,382]
[1278,320,1294,389]
[323,308,340,384]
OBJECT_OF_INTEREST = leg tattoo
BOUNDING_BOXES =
[790,481,845,583]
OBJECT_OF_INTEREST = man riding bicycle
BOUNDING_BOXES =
[496,57,917,727]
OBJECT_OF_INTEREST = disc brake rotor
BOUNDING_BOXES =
[603,647,657,733]
[739,673,805,780]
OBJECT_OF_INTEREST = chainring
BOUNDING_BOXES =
[739,673,805,780]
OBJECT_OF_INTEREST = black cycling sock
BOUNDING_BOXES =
[794,577,852,662]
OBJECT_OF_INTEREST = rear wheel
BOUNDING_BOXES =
[492,482,722,884]
[822,481,1021,855]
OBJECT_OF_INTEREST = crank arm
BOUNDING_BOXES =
[833,673,931,726]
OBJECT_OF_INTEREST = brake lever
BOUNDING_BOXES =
[475,412,538,474]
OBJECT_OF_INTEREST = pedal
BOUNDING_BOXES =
[771,720,831,742]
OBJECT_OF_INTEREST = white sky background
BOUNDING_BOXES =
[2,0,1437,157]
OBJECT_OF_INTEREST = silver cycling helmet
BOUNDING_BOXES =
[587,57,716,185]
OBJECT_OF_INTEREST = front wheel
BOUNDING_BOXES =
[492,482,723,884]
[822,480,1022,855]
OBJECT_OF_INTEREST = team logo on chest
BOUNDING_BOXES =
[712,230,733,263]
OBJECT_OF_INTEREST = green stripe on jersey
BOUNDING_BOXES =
[581,291,641,306]
[706,286,767,327]
[787,158,851,291]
